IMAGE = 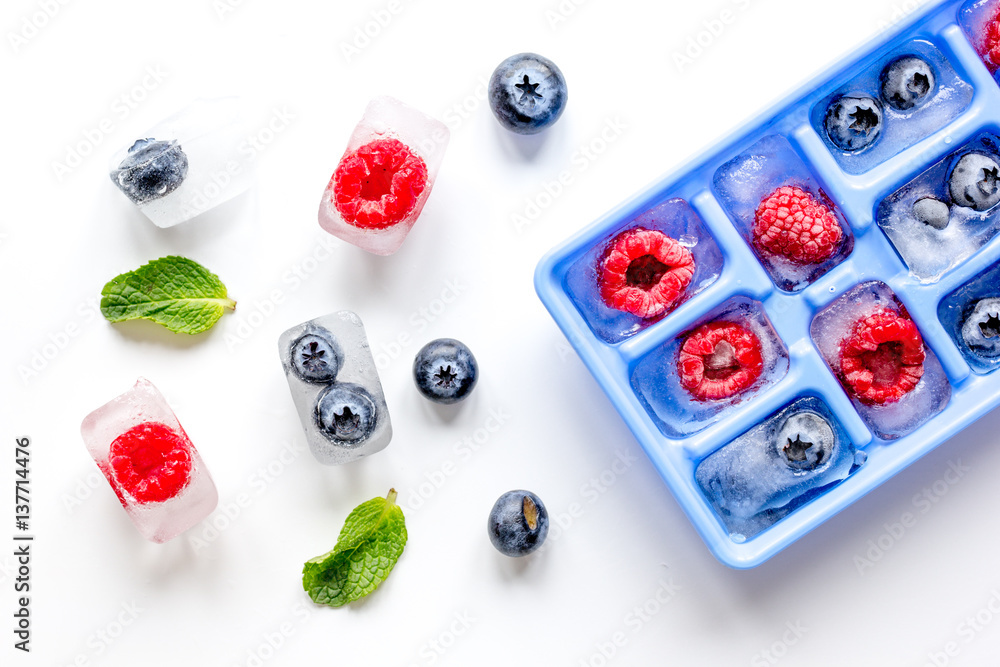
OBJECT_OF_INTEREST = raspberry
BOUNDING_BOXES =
[108,422,193,504]
[984,10,1000,73]
[332,138,428,229]
[598,228,695,319]
[840,308,925,406]
[677,321,764,401]
[753,186,843,265]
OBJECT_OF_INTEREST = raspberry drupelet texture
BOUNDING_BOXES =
[840,308,925,406]
[109,422,194,504]
[984,9,1000,73]
[753,186,843,265]
[332,138,428,229]
[598,228,695,319]
[677,321,764,401]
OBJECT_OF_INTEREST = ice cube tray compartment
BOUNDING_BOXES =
[536,0,1000,567]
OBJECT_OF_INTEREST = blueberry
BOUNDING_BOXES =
[487,490,548,557]
[912,197,950,230]
[488,53,567,135]
[289,330,342,383]
[949,152,1000,212]
[111,138,189,205]
[824,96,883,152]
[413,338,478,404]
[314,383,377,444]
[775,411,834,471]
[962,297,1000,358]
[880,56,936,111]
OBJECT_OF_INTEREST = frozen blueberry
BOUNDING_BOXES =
[824,96,883,152]
[880,56,936,111]
[912,197,950,230]
[487,490,548,557]
[488,53,567,135]
[111,138,189,205]
[314,383,377,444]
[949,153,1000,212]
[289,330,342,383]
[413,338,478,404]
[775,411,834,471]
[962,298,1000,358]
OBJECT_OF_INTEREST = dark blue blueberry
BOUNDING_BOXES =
[880,56,935,112]
[962,298,1000,358]
[289,330,342,383]
[775,411,834,471]
[111,138,189,205]
[824,96,883,152]
[949,152,1000,212]
[314,383,377,445]
[487,490,548,557]
[413,338,478,404]
[488,53,567,135]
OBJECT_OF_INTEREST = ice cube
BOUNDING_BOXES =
[108,98,255,228]
[80,378,218,543]
[278,311,391,464]
[631,296,789,437]
[938,260,1000,374]
[696,396,862,541]
[317,96,450,256]
[712,135,853,292]
[959,0,1000,76]
[810,281,951,439]
[877,134,1000,282]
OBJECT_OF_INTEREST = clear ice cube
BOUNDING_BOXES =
[811,39,974,175]
[278,311,391,464]
[317,96,450,256]
[712,135,854,292]
[877,134,1000,282]
[696,396,862,541]
[564,197,724,344]
[938,260,1000,374]
[108,98,255,228]
[631,296,789,437]
[80,378,219,543]
[810,281,951,439]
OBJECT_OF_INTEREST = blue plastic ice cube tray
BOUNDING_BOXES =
[535,0,1000,568]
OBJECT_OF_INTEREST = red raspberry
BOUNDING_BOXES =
[598,228,695,319]
[109,422,193,504]
[984,10,1000,73]
[332,138,428,229]
[677,321,764,401]
[753,186,843,265]
[840,308,925,406]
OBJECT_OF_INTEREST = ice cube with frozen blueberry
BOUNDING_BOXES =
[80,378,219,543]
[278,311,391,465]
[108,98,255,228]
[938,260,1000,374]
[696,396,863,541]
[317,96,450,256]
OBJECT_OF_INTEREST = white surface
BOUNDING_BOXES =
[4,0,1000,665]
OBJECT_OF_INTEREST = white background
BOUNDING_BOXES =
[3,0,1000,665]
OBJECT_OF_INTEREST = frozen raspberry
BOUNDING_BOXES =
[108,422,193,504]
[677,321,764,401]
[753,186,843,265]
[332,138,428,229]
[984,11,1000,73]
[598,228,695,319]
[840,308,925,406]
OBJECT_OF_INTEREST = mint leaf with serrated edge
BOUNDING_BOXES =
[100,256,236,335]
[302,489,407,608]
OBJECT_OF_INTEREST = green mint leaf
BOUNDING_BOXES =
[100,256,237,335]
[302,489,407,608]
